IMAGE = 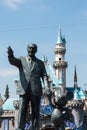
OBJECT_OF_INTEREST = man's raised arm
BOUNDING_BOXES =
[7,46,22,68]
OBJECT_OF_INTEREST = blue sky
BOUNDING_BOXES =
[0,0,87,99]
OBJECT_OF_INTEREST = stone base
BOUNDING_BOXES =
[40,125,55,130]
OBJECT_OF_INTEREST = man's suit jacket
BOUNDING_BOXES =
[8,56,48,96]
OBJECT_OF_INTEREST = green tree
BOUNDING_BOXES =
[4,84,10,101]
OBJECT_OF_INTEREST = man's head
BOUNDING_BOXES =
[27,43,37,57]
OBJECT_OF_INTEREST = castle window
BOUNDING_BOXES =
[59,58,61,61]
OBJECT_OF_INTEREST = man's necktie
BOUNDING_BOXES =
[29,58,33,70]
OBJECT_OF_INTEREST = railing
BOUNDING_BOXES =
[53,61,68,68]
[54,48,66,54]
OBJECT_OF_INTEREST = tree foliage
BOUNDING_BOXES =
[4,84,10,101]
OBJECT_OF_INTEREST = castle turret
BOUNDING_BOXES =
[58,71,65,94]
[53,29,68,91]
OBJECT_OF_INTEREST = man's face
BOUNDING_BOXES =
[27,44,37,57]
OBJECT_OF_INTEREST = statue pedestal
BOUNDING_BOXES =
[65,127,71,130]
[40,125,55,130]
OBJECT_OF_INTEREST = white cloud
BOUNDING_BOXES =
[0,68,18,77]
[3,0,26,9]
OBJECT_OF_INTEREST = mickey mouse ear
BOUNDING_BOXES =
[66,91,74,100]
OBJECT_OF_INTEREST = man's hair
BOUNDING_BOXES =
[27,43,37,53]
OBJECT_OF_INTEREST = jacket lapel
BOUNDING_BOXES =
[26,56,35,72]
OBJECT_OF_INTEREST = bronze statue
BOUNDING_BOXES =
[7,43,51,130]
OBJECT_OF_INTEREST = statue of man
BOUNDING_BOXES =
[7,43,51,130]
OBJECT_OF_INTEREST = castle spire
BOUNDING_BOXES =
[74,65,78,89]
[74,65,77,82]
[62,35,66,44]
[57,28,63,44]
[57,28,66,44]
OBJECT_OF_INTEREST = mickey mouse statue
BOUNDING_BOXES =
[49,87,74,130]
